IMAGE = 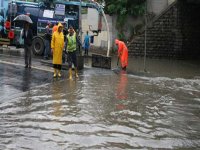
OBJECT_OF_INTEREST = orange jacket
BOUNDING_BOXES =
[115,39,128,68]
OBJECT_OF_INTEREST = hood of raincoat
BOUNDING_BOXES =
[57,23,63,29]
[115,39,120,45]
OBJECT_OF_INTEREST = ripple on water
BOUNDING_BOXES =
[0,70,200,149]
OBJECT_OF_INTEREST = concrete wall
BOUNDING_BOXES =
[178,0,200,58]
[81,0,176,50]
[168,0,176,5]
[82,14,144,49]
[129,1,200,59]
[82,14,112,49]
[148,0,176,15]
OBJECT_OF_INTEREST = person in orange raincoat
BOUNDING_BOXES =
[115,39,128,71]
[51,23,64,78]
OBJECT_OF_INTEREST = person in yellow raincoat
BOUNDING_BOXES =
[51,23,64,78]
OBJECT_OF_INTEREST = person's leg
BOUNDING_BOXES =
[57,65,62,77]
[28,46,32,68]
[47,40,51,58]
[72,51,78,78]
[86,48,88,56]
[84,48,87,55]
[121,53,128,71]
[120,57,127,71]
[71,52,77,67]
[44,40,48,59]
[24,45,28,68]
[122,66,126,71]
[53,64,58,78]
[68,52,73,79]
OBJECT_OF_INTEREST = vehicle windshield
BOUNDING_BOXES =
[54,4,79,20]
[17,0,80,3]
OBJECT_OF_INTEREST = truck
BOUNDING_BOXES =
[6,0,103,56]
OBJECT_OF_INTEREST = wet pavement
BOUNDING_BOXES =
[0,54,200,149]
[0,54,53,102]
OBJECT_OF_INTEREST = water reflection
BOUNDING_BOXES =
[22,69,32,91]
[0,67,200,149]
[116,70,128,110]
[116,70,128,100]
[51,79,79,117]
[52,81,63,117]
[21,70,32,109]
[68,79,78,102]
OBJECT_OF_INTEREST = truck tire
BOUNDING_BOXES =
[32,36,45,55]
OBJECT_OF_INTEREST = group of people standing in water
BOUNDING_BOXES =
[23,21,128,80]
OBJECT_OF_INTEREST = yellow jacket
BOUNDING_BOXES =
[51,23,64,65]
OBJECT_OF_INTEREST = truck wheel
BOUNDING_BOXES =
[32,37,44,55]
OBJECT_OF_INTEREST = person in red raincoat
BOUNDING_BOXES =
[115,39,128,71]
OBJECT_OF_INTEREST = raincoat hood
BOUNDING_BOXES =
[115,39,120,45]
[57,23,63,29]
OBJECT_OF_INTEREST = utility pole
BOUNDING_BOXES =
[79,0,82,56]
[79,0,82,39]
[93,1,111,57]
[144,0,147,72]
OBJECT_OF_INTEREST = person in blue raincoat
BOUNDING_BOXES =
[83,31,90,56]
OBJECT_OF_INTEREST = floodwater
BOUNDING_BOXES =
[0,57,200,149]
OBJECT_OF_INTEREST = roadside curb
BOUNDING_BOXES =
[41,55,86,71]
[40,59,69,70]
[0,46,24,56]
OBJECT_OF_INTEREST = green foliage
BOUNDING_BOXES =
[117,32,126,41]
[100,0,145,16]
[116,14,127,31]
[96,0,146,39]
[56,0,145,39]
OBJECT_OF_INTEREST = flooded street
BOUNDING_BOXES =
[0,57,200,149]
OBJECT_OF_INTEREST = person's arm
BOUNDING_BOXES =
[88,36,91,46]
[51,33,55,53]
[62,34,65,49]
[76,36,82,47]
[64,37,68,53]
[22,29,25,39]
[83,36,85,46]
[46,27,49,34]
[118,43,123,57]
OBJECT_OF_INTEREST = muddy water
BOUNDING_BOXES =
[0,58,200,149]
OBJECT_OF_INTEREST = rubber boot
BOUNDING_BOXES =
[75,67,79,78]
[53,69,57,78]
[58,70,61,77]
[69,68,72,80]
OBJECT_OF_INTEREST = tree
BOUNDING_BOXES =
[88,0,146,40]
[102,0,145,16]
